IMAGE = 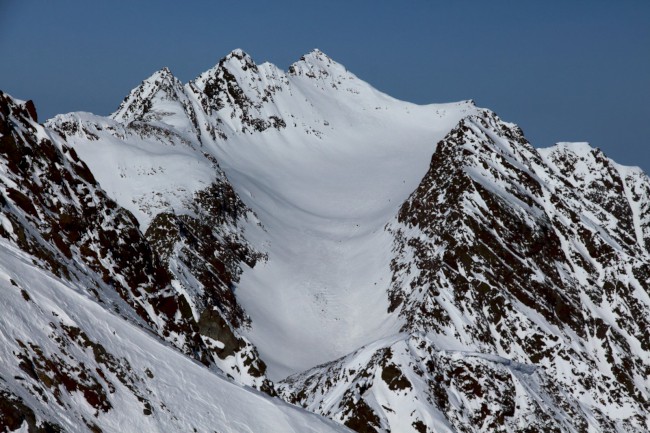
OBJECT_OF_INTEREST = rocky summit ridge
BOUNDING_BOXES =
[0,49,648,433]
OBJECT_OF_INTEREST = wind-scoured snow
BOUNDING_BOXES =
[47,111,216,230]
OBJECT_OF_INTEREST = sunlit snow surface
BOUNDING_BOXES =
[52,50,478,379]
[41,49,650,432]
[0,239,350,433]
[218,93,478,379]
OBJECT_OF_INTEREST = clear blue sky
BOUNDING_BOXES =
[1,0,648,172]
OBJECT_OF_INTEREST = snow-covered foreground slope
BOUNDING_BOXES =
[0,240,350,433]
[279,333,580,433]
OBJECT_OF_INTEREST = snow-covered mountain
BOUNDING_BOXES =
[1,48,648,432]
[0,91,349,432]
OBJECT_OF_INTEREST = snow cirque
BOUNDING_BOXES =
[50,49,480,380]
[0,48,648,433]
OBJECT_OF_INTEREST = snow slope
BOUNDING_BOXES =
[0,239,350,433]
[0,91,350,433]
[46,110,217,230]
[217,73,479,380]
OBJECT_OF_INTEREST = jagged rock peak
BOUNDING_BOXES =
[152,65,174,78]
[218,48,258,72]
[301,48,335,62]
[0,91,38,124]
[129,66,180,92]
[440,108,535,158]
[187,49,289,134]
[112,66,186,122]
[190,49,260,92]
[225,48,253,61]
[288,48,351,80]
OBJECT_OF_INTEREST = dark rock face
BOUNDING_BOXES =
[0,92,202,355]
[144,180,274,392]
[281,110,650,433]
[0,389,62,433]
[188,50,288,134]
[146,181,260,328]
[24,100,38,122]
[391,111,649,377]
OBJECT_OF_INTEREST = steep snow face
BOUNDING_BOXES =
[207,66,479,379]
[223,100,479,379]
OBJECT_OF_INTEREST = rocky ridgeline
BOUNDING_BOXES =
[49,96,275,391]
[1,89,274,421]
[281,110,650,432]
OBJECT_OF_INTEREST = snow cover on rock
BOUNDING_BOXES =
[0,91,350,432]
[48,49,480,381]
[0,240,349,433]
[279,333,574,433]
[3,47,645,433]
[48,98,274,391]
[283,110,650,432]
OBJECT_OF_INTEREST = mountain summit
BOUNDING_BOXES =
[1,49,648,433]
